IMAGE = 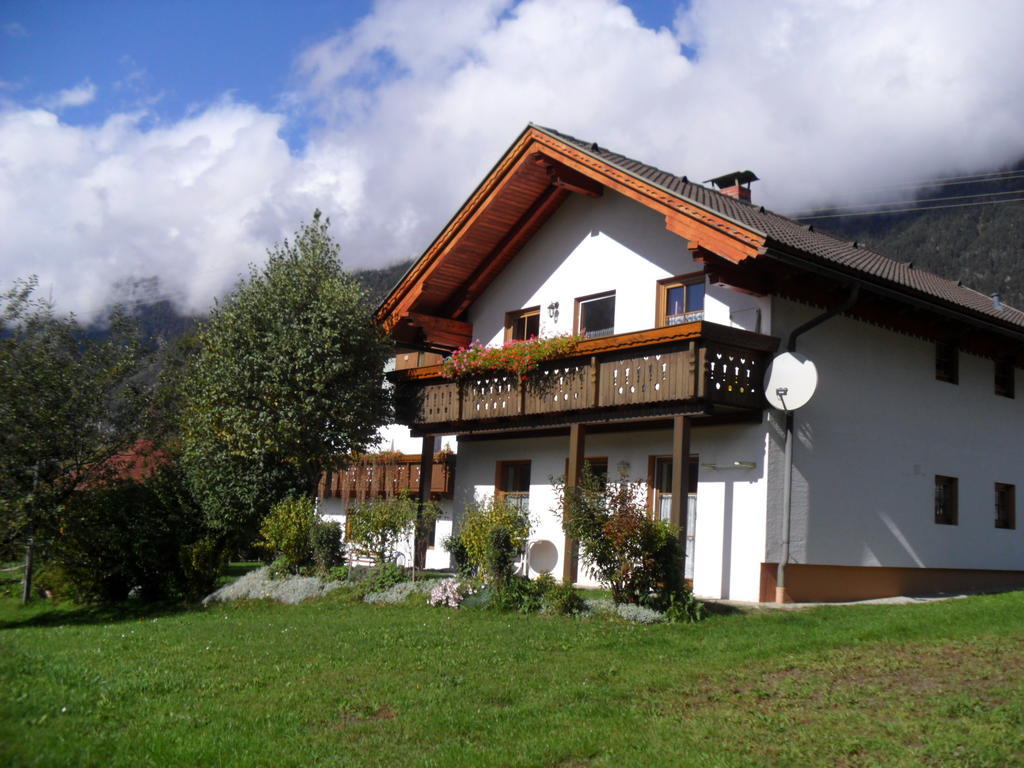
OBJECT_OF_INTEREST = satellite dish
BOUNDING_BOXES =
[527,540,558,574]
[764,352,818,411]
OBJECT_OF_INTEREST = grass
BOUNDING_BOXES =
[1,587,1023,767]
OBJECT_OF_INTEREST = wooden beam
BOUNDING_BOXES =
[414,436,434,569]
[670,415,691,559]
[563,422,586,585]
[405,313,472,349]
[532,154,603,197]
[449,186,568,318]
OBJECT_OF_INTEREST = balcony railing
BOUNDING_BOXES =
[318,452,456,501]
[393,321,778,431]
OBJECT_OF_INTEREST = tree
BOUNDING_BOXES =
[0,278,143,601]
[180,212,392,539]
[554,464,684,607]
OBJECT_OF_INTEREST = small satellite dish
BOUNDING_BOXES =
[764,352,818,411]
[527,540,558,574]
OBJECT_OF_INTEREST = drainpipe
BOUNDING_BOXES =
[776,285,859,603]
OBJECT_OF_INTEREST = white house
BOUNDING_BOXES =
[370,124,1024,603]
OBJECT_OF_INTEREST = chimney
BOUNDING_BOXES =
[705,170,759,202]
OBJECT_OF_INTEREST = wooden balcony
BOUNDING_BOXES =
[318,452,456,501]
[392,322,779,434]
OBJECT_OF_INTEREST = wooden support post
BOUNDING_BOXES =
[670,415,692,571]
[562,422,586,585]
[415,436,434,570]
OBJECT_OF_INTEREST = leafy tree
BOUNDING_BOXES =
[0,278,143,601]
[180,212,391,539]
[554,465,685,607]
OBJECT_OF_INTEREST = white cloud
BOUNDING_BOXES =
[2,0,1023,318]
[3,21,28,37]
[43,79,98,109]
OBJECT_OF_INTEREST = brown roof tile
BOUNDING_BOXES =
[533,124,1024,333]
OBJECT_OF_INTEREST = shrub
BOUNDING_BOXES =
[554,465,699,615]
[542,580,586,616]
[258,496,316,569]
[48,464,222,604]
[309,519,344,575]
[258,496,344,576]
[353,562,406,599]
[457,495,530,584]
[180,537,229,601]
[346,493,438,565]
[442,535,472,577]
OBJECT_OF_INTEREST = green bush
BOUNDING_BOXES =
[457,495,529,584]
[442,535,472,577]
[259,496,316,569]
[346,493,438,565]
[309,519,344,575]
[555,465,701,617]
[48,465,222,604]
[258,496,344,576]
[542,580,586,616]
[353,562,406,599]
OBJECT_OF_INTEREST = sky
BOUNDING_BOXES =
[2,0,1023,318]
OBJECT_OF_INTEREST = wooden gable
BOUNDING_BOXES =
[376,125,768,351]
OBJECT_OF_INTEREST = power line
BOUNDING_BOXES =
[791,187,1024,217]
[795,195,1024,221]
[861,168,1024,191]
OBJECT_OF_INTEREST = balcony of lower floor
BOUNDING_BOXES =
[391,321,779,435]
[318,451,456,502]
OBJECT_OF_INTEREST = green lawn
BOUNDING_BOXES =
[2,588,1023,767]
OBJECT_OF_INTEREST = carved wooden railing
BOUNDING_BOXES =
[318,452,456,500]
[393,321,777,428]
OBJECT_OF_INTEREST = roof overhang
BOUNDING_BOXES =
[375,124,767,350]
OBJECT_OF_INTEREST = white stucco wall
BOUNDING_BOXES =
[449,425,770,601]
[320,497,456,572]
[770,297,1024,573]
[466,189,770,344]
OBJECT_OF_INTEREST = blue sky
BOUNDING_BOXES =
[1,0,1022,317]
[3,1,683,142]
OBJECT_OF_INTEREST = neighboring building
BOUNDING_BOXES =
[371,124,1024,602]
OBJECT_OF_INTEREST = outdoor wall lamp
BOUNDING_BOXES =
[547,301,559,322]
[700,461,757,471]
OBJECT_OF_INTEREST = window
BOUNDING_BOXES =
[936,342,958,384]
[650,455,699,522]
[995,359,1015,398]
[934,475,958,525]
[575,292,615,339]
[496,460,531,513]
[505,306,540,342]
[657,273,705,327]
[995,483,1016,529]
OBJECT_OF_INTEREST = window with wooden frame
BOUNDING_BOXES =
[657,273,705,327]
[496,460,531,514]
[575,291,615,339]
[995,483,1016,530]
[648,455,699,522]
[995,359,1015,398]
[936,341,958,384]
[505,306,540,342]
[934,475,958,525]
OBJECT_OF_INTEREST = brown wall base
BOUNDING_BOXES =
[759,563,1024,603]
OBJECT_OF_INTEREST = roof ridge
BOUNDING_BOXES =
[531,124,1024,328]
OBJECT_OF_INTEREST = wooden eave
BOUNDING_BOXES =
[376,126,768,350]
